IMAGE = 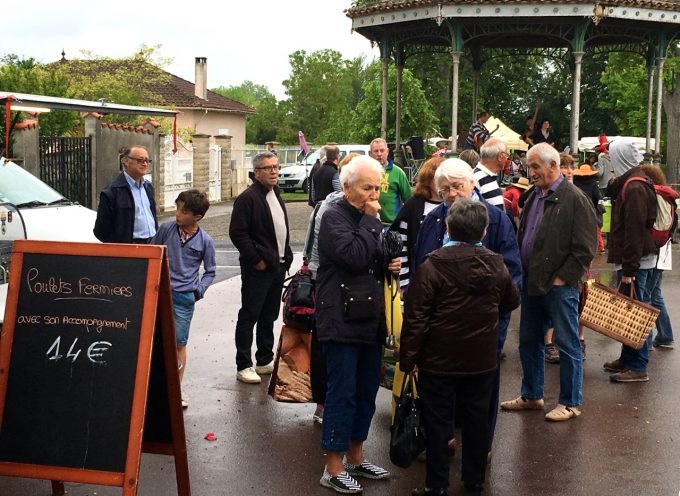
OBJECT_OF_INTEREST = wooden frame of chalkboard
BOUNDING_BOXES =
[0,240,190,495]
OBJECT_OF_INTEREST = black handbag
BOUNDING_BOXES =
[341,280,378,321]
[389,372,426,468]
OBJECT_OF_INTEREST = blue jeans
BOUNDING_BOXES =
[519,278,582,406]
[321,341,381,452]
[171,290,195,346]
[616,269,654,371]
[648,269,674,344]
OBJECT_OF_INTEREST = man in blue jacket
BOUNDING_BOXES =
[93,145,158,244]
[412,157,522,455]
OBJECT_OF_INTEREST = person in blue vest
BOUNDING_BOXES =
[412,158,521,456]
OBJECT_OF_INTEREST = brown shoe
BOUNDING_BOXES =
[603,359,625,373]
[609,370,649,383]
[500,396,544,411]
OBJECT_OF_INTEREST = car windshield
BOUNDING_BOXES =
[0,160,66,206]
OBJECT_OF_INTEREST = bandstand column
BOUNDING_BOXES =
[655,57,666,157]
[570,51,584,155]
[395,49,405,152]
[645,62,655,156]
[472,69,480,123]
[381,57,389,140]
[451,51,462,150]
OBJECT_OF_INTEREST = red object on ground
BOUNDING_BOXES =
[204,432,217,441]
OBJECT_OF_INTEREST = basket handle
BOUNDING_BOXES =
[616,280,636,299]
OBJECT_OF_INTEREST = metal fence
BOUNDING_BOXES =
[230,146,304,169]
[39,136,92,207]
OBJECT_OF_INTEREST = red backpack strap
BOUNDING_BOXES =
[620,176,650,202]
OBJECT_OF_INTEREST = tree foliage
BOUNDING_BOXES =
[0,54,80,155]
[351,63,438,142]
[213,81,280,144]
[280,49,366,144]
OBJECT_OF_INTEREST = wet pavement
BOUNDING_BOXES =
[1,201,680,495]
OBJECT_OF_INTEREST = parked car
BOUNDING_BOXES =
[0,159,98,324]
[277,144,370,193]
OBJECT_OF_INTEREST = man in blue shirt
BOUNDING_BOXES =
[94,145,158,243]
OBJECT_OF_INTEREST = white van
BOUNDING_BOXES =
[277,144,371,193]
[0,158,98,324]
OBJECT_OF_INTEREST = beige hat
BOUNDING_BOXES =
[512,177,531,190]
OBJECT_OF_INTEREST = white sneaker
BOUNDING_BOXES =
[255,360,275,375]
[181,398,189,409]
[236,367,262,384]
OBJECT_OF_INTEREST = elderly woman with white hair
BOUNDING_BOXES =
[315,155,401,494]
[412,157,522,457]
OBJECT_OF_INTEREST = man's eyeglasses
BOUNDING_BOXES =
[255,165,280,172]
[438,183,467,197]
[126,156,152,165]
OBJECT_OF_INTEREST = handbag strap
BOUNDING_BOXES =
[399,371,417,399]
[616,280,636,299]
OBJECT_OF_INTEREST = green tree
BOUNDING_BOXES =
[213,81,280,144]
[351,63,438,142]
[599,52,649,136]
[280,49,365,144]
[0,54,79,156]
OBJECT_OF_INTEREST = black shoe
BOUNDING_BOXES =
[411,488,448,496]
[464,482,484,494]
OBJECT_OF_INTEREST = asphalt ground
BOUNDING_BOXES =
[1,200,679,495]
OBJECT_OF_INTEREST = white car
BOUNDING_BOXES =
[0,158,98,324]
[277,144,370,193]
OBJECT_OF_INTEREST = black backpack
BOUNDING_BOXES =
[281,265,315,331]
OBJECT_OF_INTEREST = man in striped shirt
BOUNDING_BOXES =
[464,111,490,151]
[474,138,507,211]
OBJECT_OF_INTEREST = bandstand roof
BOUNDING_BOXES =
[346,0,680,56]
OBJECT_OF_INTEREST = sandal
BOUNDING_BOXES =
[545,404,581,422]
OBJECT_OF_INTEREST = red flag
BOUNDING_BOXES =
[298,131,310,156]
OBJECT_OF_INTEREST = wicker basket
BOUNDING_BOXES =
[579,281,659,350]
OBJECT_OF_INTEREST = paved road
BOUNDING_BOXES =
[1,200,680,495]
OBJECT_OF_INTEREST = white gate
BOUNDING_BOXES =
[162,138,193,209]
[209,145,222,202]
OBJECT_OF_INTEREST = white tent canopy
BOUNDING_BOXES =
[485,116,528,151]
[578,136,655,153]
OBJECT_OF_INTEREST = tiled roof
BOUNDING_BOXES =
[100,122,153,135]
[15,119,38,130]
[50,59,255,115]
[346,0,680,17]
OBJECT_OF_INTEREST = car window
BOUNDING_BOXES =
[0,160,65,205]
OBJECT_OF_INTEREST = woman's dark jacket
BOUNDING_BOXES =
[574,175,603,226]
[606,167,658,276]
[518,179,597,295]
[533,129,557,146]
[414,198,522,290]
[228,180,293,271]
[400,245,520,376]
[316,200,385,345]
[93,172,158,243]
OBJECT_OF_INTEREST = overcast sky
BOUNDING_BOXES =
[2,0,379,100]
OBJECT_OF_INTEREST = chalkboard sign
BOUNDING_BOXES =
[0,240,190,496]
[0,252,147,471]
